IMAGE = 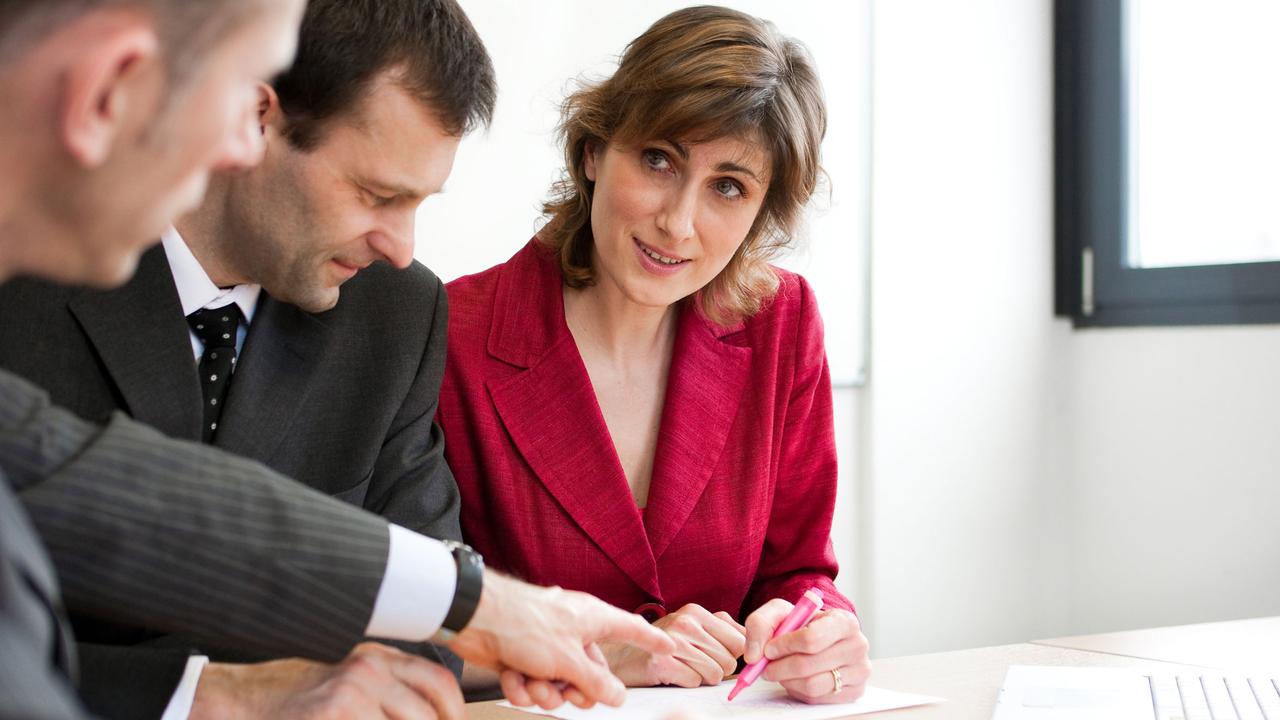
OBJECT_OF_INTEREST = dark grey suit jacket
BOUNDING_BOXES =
[0,246,462,717]
[0,476,89,719]
[0,367,392,711]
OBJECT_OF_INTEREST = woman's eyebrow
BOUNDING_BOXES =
[716,161,762,181]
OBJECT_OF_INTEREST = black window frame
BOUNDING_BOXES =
[1055,0,1280,327]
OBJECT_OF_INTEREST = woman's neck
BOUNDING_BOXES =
[563,280,678,372]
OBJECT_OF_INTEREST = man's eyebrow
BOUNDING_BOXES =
[357,177,430,199]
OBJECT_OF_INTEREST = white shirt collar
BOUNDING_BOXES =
[161,226,261,324]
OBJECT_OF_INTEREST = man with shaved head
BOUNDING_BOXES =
[1,3,307,714]
[0,1,674,718]
[3,0,496,717]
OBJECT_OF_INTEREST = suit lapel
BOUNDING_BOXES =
[67,246,203,440]
[644,309,752,560]
[213,294,331,465]
[486,242,661,599]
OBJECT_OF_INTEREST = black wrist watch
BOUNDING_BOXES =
[440,540,484,636]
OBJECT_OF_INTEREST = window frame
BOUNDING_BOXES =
[1054,0,1280,327]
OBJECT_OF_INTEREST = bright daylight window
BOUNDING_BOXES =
[1056,0,1280,325]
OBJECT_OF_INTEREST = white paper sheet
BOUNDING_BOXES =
[990,666,1156,720]
[498,681,943,719]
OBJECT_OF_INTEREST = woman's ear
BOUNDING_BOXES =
[583,140,599,182]
[59,16,160,167]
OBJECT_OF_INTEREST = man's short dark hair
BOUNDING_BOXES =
[0,0,262,76]
[272,0,497,150]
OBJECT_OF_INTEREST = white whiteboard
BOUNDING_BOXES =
[416,0,870,385]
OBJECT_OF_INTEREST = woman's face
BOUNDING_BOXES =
[584,135,770,311]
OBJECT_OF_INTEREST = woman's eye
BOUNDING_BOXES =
[642,149,671,172]
[715,179,744,199]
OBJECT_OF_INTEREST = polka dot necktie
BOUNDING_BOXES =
[186,305,243,442]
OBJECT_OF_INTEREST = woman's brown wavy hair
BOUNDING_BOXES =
[539,5,827,325]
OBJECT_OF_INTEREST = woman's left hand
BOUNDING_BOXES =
[743,600,871,704]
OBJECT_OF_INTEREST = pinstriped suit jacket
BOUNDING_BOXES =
[0,245,461,717]
[0,367,393,692]
[0,476,88,719]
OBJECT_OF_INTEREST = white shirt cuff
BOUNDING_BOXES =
[364,524,457,640]
[159,655,209,720]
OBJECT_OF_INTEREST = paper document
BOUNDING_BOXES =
[499,680,943,719]
[991,666,1158,720]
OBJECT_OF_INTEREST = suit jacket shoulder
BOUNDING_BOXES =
[1,251,461,712]
[0,246,196,436]
[0,367,392,663]
[2,249,462,711]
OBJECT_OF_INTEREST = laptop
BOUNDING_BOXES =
[992,665,1280,719]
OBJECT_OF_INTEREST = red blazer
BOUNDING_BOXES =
[438,239,853,621]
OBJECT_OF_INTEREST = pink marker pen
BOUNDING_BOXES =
[727,588,824,701]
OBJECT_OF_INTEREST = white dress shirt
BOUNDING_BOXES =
[157,227,457,719]
[160,228,261,359]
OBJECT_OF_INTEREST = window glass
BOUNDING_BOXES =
[1128,0,1280,268]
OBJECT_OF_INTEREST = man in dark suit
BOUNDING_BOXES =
[0,0,486,714]
[0,0,675,717]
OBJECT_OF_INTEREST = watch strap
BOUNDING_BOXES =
[441,542,483,633]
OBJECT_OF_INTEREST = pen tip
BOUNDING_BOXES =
[727,685,741,702]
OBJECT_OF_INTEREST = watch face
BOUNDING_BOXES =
[441,539,476,556]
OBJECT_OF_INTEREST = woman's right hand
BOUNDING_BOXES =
[601,604,747,688]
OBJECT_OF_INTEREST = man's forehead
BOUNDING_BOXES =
[319,78,457,173]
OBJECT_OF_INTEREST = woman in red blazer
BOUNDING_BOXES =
[438,6,869,705]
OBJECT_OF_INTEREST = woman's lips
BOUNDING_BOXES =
[633,238,689,275]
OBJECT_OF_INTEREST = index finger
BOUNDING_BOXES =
[585,604,677,657]
[743,599,793,663]
[701,612,747,659]
[764,611,852,661]
[714,610,747,636]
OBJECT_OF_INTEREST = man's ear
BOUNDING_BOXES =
[257,82,284,133]
[59,16,160,167]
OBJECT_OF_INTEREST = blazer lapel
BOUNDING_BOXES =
[213,294,331,465]
[644,308,752,560]
[485,242,662,599]
[67,246,203,440]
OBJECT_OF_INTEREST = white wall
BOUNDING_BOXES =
[1067,328,1280,633]
[865,0,1280,658]
[863,0,1064,657]
[415,0,1280,659]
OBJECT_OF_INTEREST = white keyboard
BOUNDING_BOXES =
[1149,674,1280,720]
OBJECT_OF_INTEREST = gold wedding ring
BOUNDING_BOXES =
[831,667,844,694]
